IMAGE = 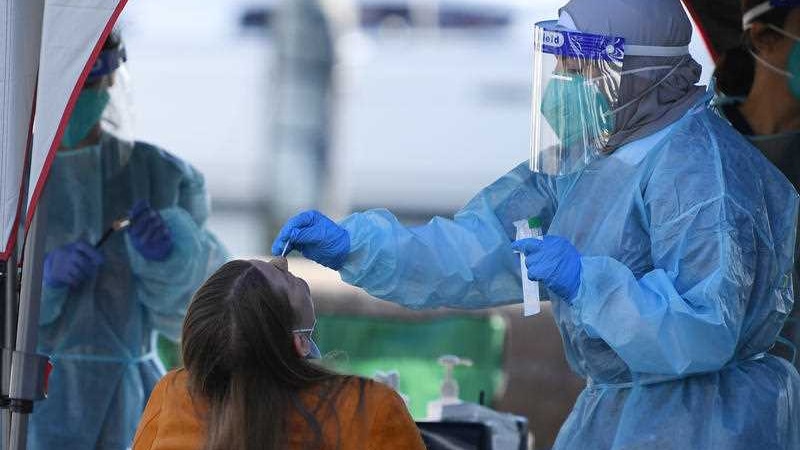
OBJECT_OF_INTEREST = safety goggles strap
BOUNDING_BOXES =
[624,44,690,57]
[744,0,800,29]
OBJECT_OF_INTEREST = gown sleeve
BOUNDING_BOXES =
[339,162,558,309]
[128,157,228,340]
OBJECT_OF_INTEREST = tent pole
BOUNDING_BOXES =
[9,205,49,450]
[0,252,17,450]
[7,415,25,450]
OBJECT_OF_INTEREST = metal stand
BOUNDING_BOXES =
[4,207,51,450]
[0,254,18,450]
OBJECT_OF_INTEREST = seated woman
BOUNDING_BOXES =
[132,258,425,450]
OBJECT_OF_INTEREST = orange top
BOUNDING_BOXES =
[133,369,425,450]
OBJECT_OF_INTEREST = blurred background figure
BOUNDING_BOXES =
[266,0,356,234]
[713,0,800,369]
[31,31,227,449]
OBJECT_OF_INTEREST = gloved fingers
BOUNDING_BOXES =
[129,199,152,222]
[130,206,164,238]
[512,238,544,255]
[523,254,544,280]
[285,210,321,230]
[150,232,173,249]
[129,217,149,238]
[69,262,90,282]
[73,241,105,266]
[526,252,561,281]
[295,223,327,247]
[272,224,299,256]
[130,210,161,237]
[271,234,289,256]
[138,220,168,244]
[272,214,314,255]
[154,226,172,243]
[65,256,92,284]
[543,234,575,250]
[62,269,81,288]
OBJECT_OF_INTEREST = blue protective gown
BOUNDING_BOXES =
[29,134,227,449]
[715,95,800,370]
[339,95,800,448]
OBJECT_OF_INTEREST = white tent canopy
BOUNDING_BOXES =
[0,1,42,260]
[1,0,127,260]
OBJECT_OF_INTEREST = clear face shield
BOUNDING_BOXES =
[61,45,135,150]
[100,63,136,145]
[530,20,624,175]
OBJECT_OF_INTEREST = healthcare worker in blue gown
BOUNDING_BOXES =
[273,0,800,448]
[713,0,800,370]
[30,31,227,449]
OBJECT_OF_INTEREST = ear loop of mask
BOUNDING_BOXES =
[747,24,799,79]
[292,328,315,357]
[598,57,690,119]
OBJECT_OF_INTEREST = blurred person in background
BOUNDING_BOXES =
[273,0,800,448]
[266,0,355,237]
[132,257,425,450]
[714,0,800,369]
[31,30,227,449]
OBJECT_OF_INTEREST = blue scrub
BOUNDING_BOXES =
[30,134,227,449]
[340,95,800,448]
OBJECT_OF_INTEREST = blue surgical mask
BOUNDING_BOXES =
[61,88,110,148]
[540,73,614,150]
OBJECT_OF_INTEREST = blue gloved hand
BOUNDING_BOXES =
[128,200,173,261]
[43,240,105,289]
[511,235,582,303]
[271,210,350,270]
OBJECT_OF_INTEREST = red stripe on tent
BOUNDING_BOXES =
[24,0,129,230]
[682,0,720,62]
[0,85,37,261]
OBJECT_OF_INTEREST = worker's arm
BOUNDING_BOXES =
[39,287,70,326]
[128,149,227,340]
[126,207,214,339]
[39,240,104,326]
[340,162,558,309]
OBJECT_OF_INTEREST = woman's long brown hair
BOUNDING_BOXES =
[181,260,347,450]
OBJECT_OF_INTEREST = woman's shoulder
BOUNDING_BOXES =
[133,369,193,450]
[159,368,190,392]
[307,375,407,419]
[336,375,403,401]
[316,375,392,403]
[328,376,425,450]
[151,369,207,416]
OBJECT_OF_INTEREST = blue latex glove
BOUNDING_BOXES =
[271,210,350,270]
[129,200,173,261]
[43,241,105,289]
[511,235,582,303]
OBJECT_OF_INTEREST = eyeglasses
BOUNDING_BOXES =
[292,327,314,334]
